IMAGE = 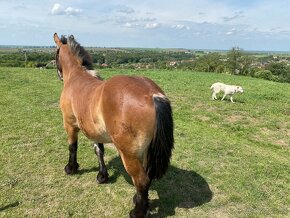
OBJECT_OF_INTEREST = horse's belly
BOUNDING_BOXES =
[80,124,112,144]
[82,130,112,143]
[93,131,112,143]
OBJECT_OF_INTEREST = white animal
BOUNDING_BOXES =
[210,82,244,103]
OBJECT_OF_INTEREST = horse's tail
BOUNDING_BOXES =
[146,95,174,180]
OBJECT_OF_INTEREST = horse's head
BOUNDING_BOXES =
[54,33,67,81]
[53,33,95,81]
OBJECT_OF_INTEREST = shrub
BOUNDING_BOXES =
[254,70,274,81]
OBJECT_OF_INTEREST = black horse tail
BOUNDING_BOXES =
[146,95,174,180]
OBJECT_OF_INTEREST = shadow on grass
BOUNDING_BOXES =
[213,96,245,103]
[77,167,98,175]
[0,201,20,212]
[106,156,213,217]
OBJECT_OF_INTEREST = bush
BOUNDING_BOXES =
[254,70,274,81]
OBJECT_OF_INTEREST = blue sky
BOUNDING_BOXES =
[1,0,290,51]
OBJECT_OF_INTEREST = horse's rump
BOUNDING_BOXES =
[100,76,162,152]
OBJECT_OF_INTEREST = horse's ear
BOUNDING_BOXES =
[54,33,62,47]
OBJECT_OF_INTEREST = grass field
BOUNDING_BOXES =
[0,67,289,217]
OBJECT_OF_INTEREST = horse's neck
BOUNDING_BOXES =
[61,55,100,82]
[62,56,82,81]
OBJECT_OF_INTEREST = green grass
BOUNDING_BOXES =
[0,67,289,217]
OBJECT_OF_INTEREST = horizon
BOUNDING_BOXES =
[1,44,290,54]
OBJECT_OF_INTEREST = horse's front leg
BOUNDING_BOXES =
[94,143,109,183]
[64,125,80,174]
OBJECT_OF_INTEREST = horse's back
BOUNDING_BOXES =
[105,75,163,95]
[101,75,164,113]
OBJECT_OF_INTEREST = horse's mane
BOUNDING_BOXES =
[60,35,94,71]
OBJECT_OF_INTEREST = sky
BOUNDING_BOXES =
[1,0,290,51]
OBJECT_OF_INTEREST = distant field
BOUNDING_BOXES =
[0,67,289,217]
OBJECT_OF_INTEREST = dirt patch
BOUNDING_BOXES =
[197,116,211,122]
[252,127,289,147]
[275,139,288,147]
[192,102,206,112]
[226,115,243,123]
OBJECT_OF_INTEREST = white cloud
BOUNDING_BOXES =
[124,22,133,28]
[142,17,157,22]
[51,3,82,16]
[222,11,244,22]
[171,24,190,30]
[51,3,63,15]
[117,5,134,14]
[123,22,139,28]
[65,7,82,15]
[144,23,160,29]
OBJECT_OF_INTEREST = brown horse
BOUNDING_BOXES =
[53,33,174,218]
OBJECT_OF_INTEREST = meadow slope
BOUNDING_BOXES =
[0,67,289,217]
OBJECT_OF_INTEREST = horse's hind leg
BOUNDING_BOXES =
[119,152,151,218]
[64,125,80,174]
[93,143,109,183]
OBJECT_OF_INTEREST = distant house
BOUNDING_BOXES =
[169,61,178,66]
[101,63,109,67]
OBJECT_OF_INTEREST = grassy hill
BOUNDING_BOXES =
[0,67,289,217]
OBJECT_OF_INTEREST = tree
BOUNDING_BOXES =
[239,55,253,76]
[227,47,242,75]
[254,70,276,81]
[266,62,290,82]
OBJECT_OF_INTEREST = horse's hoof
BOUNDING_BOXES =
[129,209,136,218]
[96,172,109,184]
[64,163,79,174]
[129,209,148,218]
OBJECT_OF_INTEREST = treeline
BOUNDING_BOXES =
[175,48,290,83]
[92,47,290,83]
[1,47,290,83]
[0,50,54,68]
[90,49,194,65]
